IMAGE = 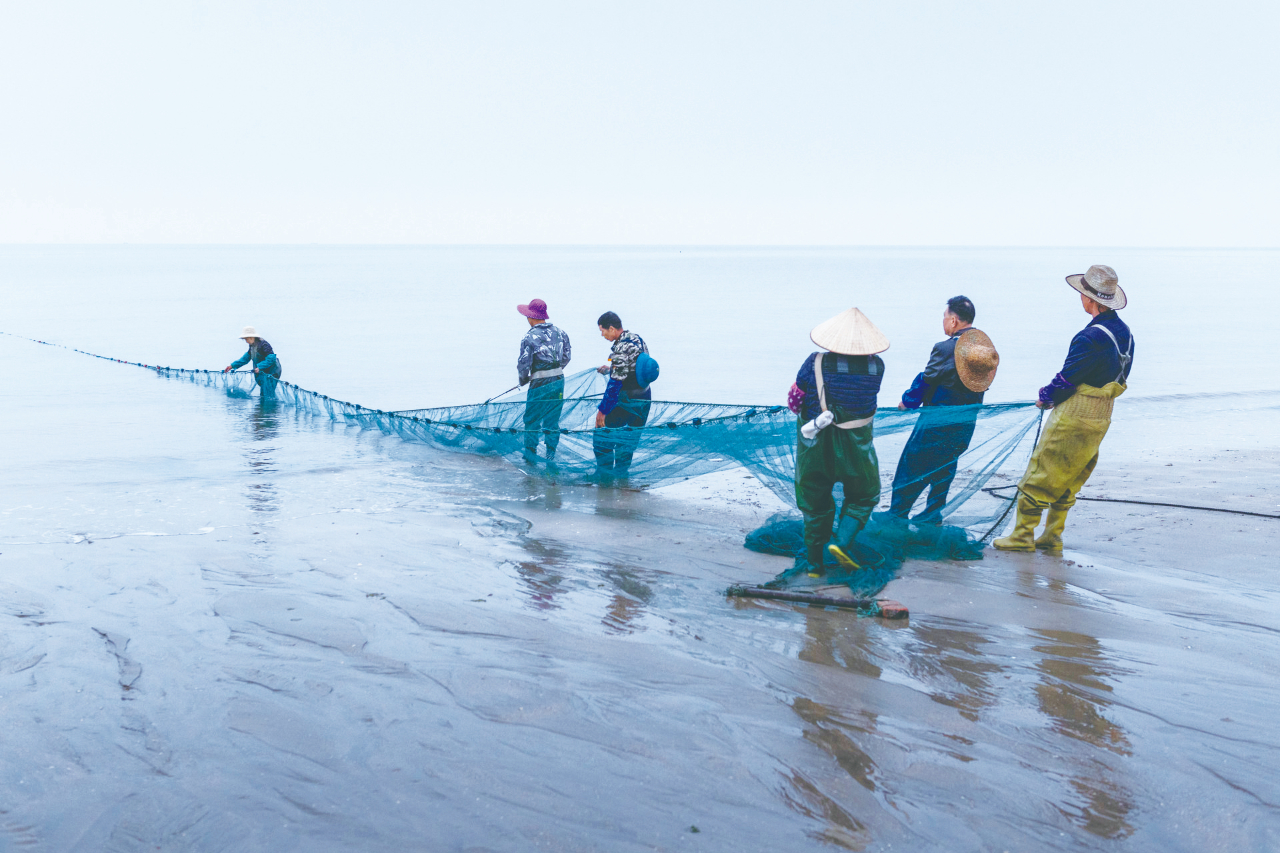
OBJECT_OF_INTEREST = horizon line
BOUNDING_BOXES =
[1,242,1277,251]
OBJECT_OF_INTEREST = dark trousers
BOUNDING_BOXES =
[593,390,651,475]
[256,372,280,399]
[889,408,978,522]
[795,421,881,568]
[523,377,565,456]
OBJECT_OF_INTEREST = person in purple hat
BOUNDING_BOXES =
[516,298,571,468]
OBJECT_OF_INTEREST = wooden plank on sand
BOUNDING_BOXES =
[726,585,909,619]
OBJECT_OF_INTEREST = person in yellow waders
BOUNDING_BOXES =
[994,265,1134,552]
[788,308,889,576]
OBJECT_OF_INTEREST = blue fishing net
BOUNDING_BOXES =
[8,333,1044,600]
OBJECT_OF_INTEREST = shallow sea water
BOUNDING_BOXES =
[2,247,1279,851]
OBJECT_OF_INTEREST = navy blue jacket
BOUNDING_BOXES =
[795,353,884,422]
[1039,310,1134,405]
[901,330,985,408]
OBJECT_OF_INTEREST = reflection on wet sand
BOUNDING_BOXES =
[1033,628,1135,839]
[514,538,566,611]
[784,609,883,850]
[512,523,658,633]
[907,619,1005,723]
[780,764,871,852]
[798,607,883,680]
[243,399,280,516]
[777,597,1141,846]
[600,567,653,635]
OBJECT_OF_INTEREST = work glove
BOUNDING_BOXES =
[801,411,834,440]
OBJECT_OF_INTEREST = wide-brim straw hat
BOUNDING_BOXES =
[955,328,999,393]
[1066,264,1127,310]
[239,326,260,339]
[810,307,890,356]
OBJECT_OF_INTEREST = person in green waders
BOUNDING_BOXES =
[994,265,1134,553]
[516,299,571,470]
[787,308,889,576]
[223,326,282,398]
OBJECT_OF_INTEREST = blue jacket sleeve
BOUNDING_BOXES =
[901,372,929,409]
[256,353,280,376]
[230,350,251,370]
[794,356,817,421]
[1039,373,1074,405]
[599,378,623,415]
[562,331,571,368]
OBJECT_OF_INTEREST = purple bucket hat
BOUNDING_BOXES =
[517,298,549,320]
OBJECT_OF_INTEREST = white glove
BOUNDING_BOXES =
[801,410,834,440]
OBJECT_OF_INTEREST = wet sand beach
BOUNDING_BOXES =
[4,426,1278,850]
[3,247,1279,850]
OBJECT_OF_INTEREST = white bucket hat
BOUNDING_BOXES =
[239,326,260,340]
[1066,264,1127,310]
[810,307,890,356]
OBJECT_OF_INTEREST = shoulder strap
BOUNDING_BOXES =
[811,353,874,429]
[1092,324,1132,382]
[813,353,828,412]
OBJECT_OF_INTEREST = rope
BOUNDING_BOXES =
[1,331,795,435]
[484,385,521,404]
[981,484,1280,521]
[978,407,1045,542]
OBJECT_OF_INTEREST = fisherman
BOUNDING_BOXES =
[593,311,651,482]
[223,326,282,398]
[787,308,888,575]
[994,265,1134,552]
[889,296,999,523]
[516,298,571,468]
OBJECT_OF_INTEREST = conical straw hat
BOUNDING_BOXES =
[810,308,889,356]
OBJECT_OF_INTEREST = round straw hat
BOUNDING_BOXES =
[954,328,999,393]
[1066,264,1127,310]
[517,299,549,320]
[239,326,260,339]
[810,308,890,356]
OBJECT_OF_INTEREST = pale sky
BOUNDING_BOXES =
[2,1,1276,246]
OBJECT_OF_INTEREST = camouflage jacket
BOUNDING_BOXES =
[518,322,572,387]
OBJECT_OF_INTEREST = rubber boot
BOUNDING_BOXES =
[1035,507,1068,553]
[993,501,1041,552]
[804,543,828,578]
[826,515,865,572]
[545,451,559,475]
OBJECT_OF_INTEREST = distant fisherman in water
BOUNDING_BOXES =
[995,265,1134,553]
[593,311,653,483]
[889,296,999,524]
[516,298,571,468]
[788,308,888,576]
[223,326,281,398]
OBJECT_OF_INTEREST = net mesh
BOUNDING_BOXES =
[8,333,1046,600]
